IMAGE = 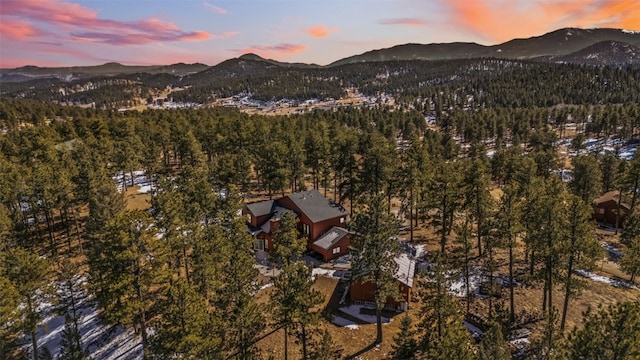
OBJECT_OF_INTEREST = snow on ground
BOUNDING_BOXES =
[510,337,531,345]
[331,316,360,329]
[259,282,273,291]
[448,267,484,298]
[112,171,153,193]
[312,268,336,279]
[574,269,638,289]
[601,242,624,261]
[338,305,391,324]
[22,282,142,360]
[413,244,427,259]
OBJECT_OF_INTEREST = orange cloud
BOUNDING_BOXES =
[0,19,41,39]
[305,25,339,38]
[1,0,210,45]
[203,2,228,14]
[378,18,429,27]
[445,0,640,43]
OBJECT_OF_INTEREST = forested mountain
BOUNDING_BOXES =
[329,28,640,66]
[0,62,208,82]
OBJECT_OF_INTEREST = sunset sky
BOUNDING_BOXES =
[1,0,639,68]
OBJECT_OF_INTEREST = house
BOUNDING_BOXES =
[592,190,631,227]
[243,189,349,261]
[349,254,416,312]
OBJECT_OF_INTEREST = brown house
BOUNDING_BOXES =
[592,191,631,228]
[349,254,416,312]
[243,189,349,260]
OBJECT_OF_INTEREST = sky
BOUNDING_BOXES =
[1,0,639,68]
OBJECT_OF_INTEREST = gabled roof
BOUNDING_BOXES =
[395,254,416,288]
[285,189,347,223]
[246,200,275,217]
[313,226,350,250]
[594,190,630,210]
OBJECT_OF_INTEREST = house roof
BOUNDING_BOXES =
[394,254,416,288]
[594,191,630,210]
[246,200,275,217]
[285,189,347,223]
[313,226,350,250]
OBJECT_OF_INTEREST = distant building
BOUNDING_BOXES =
[243,189,349,261]
[592,190,631,228]
[349,254,416,312]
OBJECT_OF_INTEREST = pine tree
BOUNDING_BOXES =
[620,236,640,283]
[564,302,640,359]
[309,330,342,360]
[87,210,167,359]
[559,194,601,331]
[272,261,324,360]
[271,211,307,267]
[58,313,90,360]
[3,247,54,360]
[478,322,511,360]
[390,315,418,360]
[349,193,401,344]
[0,275,20,360]
[418,255,474,359]
[151,278,221,358]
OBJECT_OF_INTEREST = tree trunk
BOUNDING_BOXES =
[301,323,308,360]
[375,307,383,344]
[27,297,38,360]
[561,253,574,331]
[509,240,515,324]
[284,326,289,360]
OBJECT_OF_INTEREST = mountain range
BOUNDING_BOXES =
[1,27,639,83]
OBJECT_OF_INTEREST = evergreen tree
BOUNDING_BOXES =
[309,330,342,360]
[390,315,418,360]
[58,313,90,360]
[0,275,20,360]
[3,247,53,360]
[478,322,511,360]
[418,255,474,359]
[349,194,401,344]
[559,194,601,331]
[620,236,640,283]
[272,261,323,360]
[271,211,306,267]
[87,210,167,359]
[564,302,640,359]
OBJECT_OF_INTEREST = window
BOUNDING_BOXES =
[254,239,265,251]
[302,223,310,236]
[597,208,605,215]
[333,247,341,254]
[340,217,345,224]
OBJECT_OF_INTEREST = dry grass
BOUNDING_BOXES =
[124,185,152,211]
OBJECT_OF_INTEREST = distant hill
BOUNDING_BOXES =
[328,28,640,66]
[537,40,640,66]
[0,62,209,82]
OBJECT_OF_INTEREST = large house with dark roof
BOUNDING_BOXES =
[243,189,349,261]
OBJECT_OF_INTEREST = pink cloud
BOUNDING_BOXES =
[1,0,210,45]
[444,0,640,43]
[0,19,43,39]
[232,43,308,58]
[203,2,228,14]
[305,25,339,38]
[378,18,429,27]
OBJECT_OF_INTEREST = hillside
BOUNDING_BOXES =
[329,28,640,66]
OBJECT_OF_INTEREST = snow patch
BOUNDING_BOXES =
[338,305,391,324]
[331,315,359,329]
[574,269,638,289]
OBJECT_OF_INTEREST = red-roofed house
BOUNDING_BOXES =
[243,189,350,261]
